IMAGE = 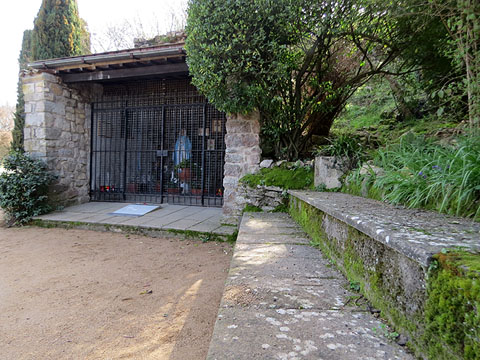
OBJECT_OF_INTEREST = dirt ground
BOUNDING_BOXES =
[0,225,232,360]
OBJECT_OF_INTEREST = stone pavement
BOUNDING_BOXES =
[35,202,236,236]
[207,212,413,360]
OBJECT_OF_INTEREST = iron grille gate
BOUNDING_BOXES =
[90,79,226,207]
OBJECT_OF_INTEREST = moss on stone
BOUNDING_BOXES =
[289,198,424,340]
[424,251,480,360]
[240,166,313,190]
[289,195,480,360]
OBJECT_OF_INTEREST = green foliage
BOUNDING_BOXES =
[372,323,400,342]
[314,134,365,169]
[271,204,289,213]
[435,0,480,128]
[186,0,296,114]
[349,280,361,292]
[390,0,479,128]
[425,251,480,359]
[243,204,262,213]
[0,152,55,225]
[31,0,90,61]
[240,166,313,190]
[345,133,480,220]
[186,0,403,160]
[333,76,397,133]
[12,30,33,152]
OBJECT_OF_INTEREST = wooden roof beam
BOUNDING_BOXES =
[60,62,189,83]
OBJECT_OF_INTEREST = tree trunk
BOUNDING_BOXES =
[385,75,414,121]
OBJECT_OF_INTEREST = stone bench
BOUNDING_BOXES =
[289,190,480,360]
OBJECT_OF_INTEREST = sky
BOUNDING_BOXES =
[0,0,187,106]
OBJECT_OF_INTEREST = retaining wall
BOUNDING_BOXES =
[289,190,480,360]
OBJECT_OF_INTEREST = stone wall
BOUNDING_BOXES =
[23,71,98,206]
[314,156,348,189]
[222,111,261,223]
[238,184,286,212]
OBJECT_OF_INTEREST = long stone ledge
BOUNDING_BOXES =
[289,190,480,267]
[288,190,480,359]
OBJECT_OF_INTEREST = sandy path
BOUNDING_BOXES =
[0,226,232,360]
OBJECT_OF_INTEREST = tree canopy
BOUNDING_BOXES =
[186,0,478,159]
[31,0,90,61]
[186,0,412,159]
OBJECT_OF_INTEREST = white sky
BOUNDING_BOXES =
[0,0,187,106]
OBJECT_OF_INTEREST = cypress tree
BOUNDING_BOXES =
[11,30,33,151]
[31,0,90,61]
[12,0,90,150]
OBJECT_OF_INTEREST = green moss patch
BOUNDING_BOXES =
[424,252,480,360]
[240,166,313,190]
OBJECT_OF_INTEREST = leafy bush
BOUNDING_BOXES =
[345,133,480,220]
[0,152,55,225]
[314,134,366,169]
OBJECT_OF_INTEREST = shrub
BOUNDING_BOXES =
[0,152,55,225]
[314,134,366,169]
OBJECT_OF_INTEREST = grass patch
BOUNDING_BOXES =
[243,204,263,212]
[344,133,480,221]
[271,203,289,213]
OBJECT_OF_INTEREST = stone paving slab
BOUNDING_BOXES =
[207,213,413,360]
[208,309,411,360]
[238,212,305,235]
[233,243,324,260]
[223,277,353,311]
[229,252,341,281]
[34,202,235,236]
[237,233,311,245]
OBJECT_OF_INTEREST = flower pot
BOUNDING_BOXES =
[178,168,191,181]
[191,188,203,195]
[126,183,137,193]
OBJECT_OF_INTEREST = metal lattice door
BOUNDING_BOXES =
[90,79,226,207]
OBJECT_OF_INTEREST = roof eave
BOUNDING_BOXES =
[28,46,186,70]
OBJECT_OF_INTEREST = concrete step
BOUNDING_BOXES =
[207,212,412,360]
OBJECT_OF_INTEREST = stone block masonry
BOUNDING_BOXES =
[23,71,99,207]
[222,111,261,223]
